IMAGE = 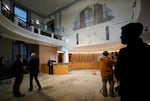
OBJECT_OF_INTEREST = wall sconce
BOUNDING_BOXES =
[144,25,150,32]
[76,33,79,45]
[144,26,148,32]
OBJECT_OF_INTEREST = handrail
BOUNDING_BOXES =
[1,3,29,28]
[0,3,62,40]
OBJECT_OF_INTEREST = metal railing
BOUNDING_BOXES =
[1,3,62,40]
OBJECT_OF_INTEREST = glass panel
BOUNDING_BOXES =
[14,6,27,28]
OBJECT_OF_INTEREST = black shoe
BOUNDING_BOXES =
[38,86,41,91]
[14,94,25,98]
[102,93,107,97]
[29,88,33,91]
[110,94,115,97]
[100,89,107,97]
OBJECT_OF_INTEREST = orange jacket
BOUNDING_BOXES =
[99,57,115,80]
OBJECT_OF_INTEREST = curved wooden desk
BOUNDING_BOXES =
[53,63,69,75]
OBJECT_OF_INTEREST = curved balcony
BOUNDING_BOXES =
[0,12,66,47]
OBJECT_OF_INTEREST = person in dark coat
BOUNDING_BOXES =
[114,23,150,101]
[47,58,56,74]
[28,53,41,91]
[13,54,25,98]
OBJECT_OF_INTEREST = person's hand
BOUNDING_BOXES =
[23,66,26,69]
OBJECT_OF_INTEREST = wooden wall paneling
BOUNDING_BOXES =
[39,45,57,73]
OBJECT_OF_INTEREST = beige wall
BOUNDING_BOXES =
[39,45,57,72]
[39,45,57,64]
[62,0,136,48]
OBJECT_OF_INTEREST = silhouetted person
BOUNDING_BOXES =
[28,53,41,91]
[47,58,56,74]
[13,54,25,98]
[114,23,150,101]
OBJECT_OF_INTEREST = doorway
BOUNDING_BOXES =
[47,19,54,32]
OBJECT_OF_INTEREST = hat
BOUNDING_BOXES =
[121,23,143,37]
[16,54,21,59]
[103,51,109,56]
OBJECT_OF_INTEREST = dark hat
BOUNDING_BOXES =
[103,51,109,56]
[16,54,21,59]
[121,22,143,37]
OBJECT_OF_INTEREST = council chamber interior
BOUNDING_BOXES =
[0,0,150,100]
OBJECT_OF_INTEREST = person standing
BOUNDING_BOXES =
[13,54,25,98]
[28,52,41,91]
[114,23,150,101]
[47,58,56,74]
[99,51,116,97]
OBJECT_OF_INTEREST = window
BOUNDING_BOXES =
[106,26,109,40]
[84,6,94,26]
[14,6,27,28]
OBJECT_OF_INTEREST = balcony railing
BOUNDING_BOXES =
[0,3,62,40]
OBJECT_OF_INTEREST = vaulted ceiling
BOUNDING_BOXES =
[12,0,123,52]
[11,0,150,53]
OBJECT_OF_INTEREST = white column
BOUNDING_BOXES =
[30,26,34,32]
[38,28,41,34]
[44,24,47,30]
[51,33,54,38]
[64,50,69,63]
[14,16,19,25]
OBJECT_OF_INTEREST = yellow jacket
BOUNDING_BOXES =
[99,57,115,79]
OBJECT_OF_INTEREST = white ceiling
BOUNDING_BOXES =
[15,0,80,18]
[5,0,150,53]
[14,0,123,52]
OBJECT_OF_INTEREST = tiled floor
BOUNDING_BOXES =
[0,69,120,101]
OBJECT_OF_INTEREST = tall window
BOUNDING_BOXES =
[84,6,94,26]
[14,6,27,28]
